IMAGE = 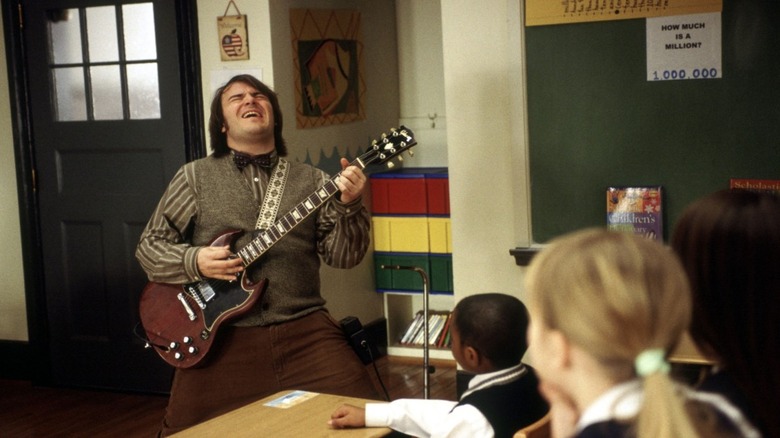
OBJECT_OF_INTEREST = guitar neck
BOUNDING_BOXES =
[233,125,416,267]
[235,157,366,267]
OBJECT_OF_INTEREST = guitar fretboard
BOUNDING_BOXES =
[236,160,363,266]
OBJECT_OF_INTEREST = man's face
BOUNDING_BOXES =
[220,81,275,147]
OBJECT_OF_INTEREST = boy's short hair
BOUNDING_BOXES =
[453,293,529,369]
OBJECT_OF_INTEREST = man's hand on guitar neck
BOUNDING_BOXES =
[336,158,366,205]
[197,245,245,281]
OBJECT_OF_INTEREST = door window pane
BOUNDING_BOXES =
[86,6,119,63]
[127,63,160,119]
[49,9,82,64]
[53,67,87,121]
[123,3,157,61]
[91,66,123,120]
[46,3,161,121]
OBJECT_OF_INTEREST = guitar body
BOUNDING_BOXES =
[139,230,267,368]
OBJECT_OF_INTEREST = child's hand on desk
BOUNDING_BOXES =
[328,403,366,428]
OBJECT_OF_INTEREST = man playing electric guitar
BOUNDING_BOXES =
[136,74,381,436]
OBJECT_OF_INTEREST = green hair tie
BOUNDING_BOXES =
[635,348,670,377]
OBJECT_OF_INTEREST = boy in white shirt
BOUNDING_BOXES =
[328,293,549,438]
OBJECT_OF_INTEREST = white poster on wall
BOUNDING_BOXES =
[647,12,722,81]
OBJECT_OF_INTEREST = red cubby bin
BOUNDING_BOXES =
[425,174,450,215]
[370,168,449,215]
[371,176,427,214]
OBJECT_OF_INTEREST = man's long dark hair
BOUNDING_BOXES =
[208,74,287,157]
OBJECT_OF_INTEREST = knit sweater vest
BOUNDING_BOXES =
[456,366,549,438]
[189,154,327,326]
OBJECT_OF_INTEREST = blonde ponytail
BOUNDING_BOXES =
[637,369,698,438]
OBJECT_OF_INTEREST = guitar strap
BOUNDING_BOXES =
[255,158,289,230]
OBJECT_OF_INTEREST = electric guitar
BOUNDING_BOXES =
[139,126,417,368]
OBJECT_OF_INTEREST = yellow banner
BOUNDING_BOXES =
[526,0,722,26]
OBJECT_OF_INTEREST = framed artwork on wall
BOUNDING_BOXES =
[217,1,249,61]
[290,9,365,128]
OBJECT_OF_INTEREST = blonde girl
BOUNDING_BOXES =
[524,229,758,438]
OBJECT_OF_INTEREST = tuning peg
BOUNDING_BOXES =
[408,150,415,157]
[397,156,404,162]
[386,161,395,169]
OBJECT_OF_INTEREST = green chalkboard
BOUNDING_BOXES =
[526,1,780,243]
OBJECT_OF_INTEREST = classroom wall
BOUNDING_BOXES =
[441,0,531,306]
[0,10,29,342]
[396,0,448,167]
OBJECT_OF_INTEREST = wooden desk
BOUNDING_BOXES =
[171,390,391,437]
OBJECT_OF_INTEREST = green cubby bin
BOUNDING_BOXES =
[374,253,453,293]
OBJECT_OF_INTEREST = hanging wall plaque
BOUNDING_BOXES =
[217,0,249,61]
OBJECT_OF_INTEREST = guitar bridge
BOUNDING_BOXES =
[176,293,197,321]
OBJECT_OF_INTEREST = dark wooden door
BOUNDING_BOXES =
[20,0,192,392]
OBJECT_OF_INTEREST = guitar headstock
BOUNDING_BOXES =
[361,126,417,168]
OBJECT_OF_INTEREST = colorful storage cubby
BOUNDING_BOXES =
[369,168,452,294]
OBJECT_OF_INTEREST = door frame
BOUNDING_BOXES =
[1,0,205,384]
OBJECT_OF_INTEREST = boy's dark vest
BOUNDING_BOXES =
[457,366,549,438]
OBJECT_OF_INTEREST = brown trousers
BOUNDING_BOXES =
[160,309,380,436]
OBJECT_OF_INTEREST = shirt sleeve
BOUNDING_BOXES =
[365,399,494,438]
[135,165,203,284]
[315,171,371,269]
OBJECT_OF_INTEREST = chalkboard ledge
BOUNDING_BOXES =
[509,246,544,266]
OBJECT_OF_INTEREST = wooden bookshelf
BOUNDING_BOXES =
[383,291,453,361]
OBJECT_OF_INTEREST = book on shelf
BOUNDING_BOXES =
[435,313,453,348]
[606,186,663,241]
[399,312,424,345]
[427,314,446,345]
[412,314,436,345]
[729,178,780,194]
[398,310,451,347]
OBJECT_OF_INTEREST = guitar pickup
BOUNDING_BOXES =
[191,282,216,303]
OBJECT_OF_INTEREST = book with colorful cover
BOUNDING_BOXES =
[729,178,780,194]
[606,186,663,241]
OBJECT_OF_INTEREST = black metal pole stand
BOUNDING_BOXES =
[381,264,432,399]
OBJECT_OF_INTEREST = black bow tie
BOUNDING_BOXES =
[232,151,274,170]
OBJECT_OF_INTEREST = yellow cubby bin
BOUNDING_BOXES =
[427,217,452,254]
[372,216,452,254]
[372,216,430,253]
